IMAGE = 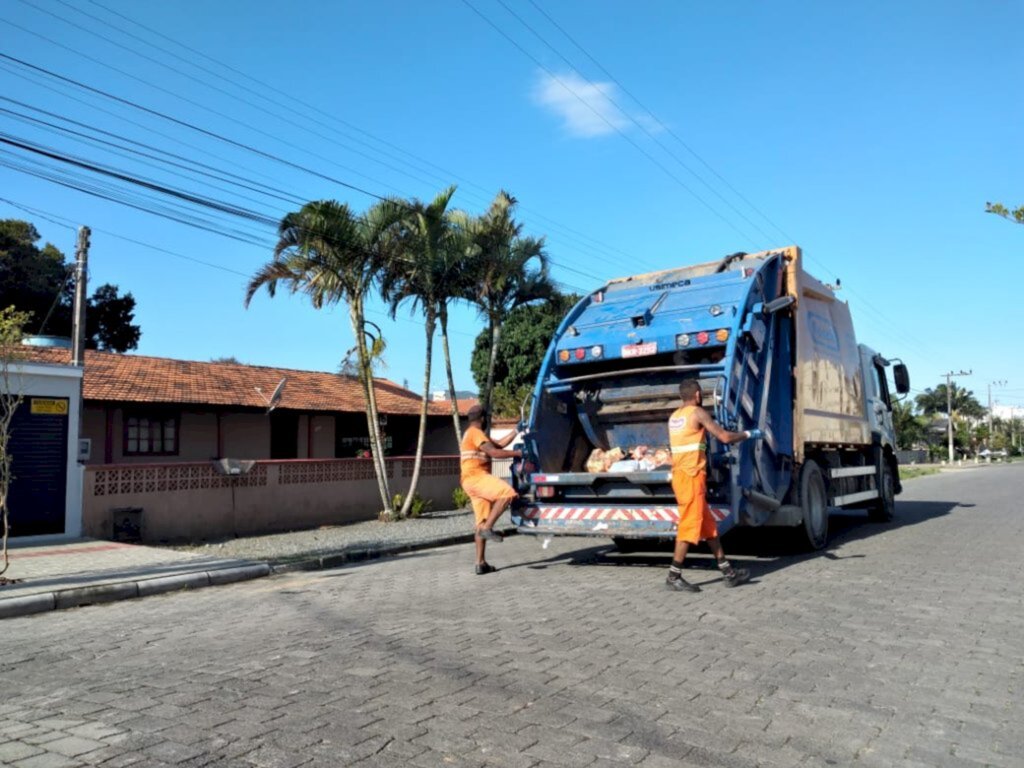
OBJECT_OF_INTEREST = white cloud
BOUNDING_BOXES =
[533,71,630,138]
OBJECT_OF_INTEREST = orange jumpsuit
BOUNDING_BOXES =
[460,426,517,525]
[668,405,718,544]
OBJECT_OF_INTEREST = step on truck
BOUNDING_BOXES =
[511,246,910,550]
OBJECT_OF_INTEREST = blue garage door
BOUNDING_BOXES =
[7,397,69,537]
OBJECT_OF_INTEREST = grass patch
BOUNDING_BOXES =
[900,466,940,480]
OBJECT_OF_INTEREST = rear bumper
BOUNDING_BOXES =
[513,504,733,538]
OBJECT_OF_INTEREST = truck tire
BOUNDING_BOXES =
[799,460,829,550]
[869,459,896,523]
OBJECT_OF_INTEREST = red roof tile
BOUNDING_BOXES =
[21,348,451,416]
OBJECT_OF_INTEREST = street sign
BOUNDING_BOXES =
[30,398,69,416]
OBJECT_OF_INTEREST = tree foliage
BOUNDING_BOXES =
[0,219,141,351]
[0,306,30,579]
[470,292,580,418]
[462,191,556,418]
[915,383,985,419]
[986,201,1024,225]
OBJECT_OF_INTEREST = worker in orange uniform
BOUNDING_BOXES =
[666,379,761,592]
[461,404,522,575]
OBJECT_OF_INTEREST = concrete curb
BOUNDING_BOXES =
[267,528,515,574]
[0,563,274,621]
[0,527,514,620]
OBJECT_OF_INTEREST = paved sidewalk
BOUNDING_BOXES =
[0,509,504,620]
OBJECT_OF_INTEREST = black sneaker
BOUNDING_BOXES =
[475,563,497,575]
[722,568,750,587]
[478,528,504,542]
[665,573,701,592]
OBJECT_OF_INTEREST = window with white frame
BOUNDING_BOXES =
[124,412,179,456]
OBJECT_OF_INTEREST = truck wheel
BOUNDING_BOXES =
[869,460,895,522]
[799,460,829,550]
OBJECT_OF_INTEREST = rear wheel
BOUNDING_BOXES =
[869,459,895,522]
[799,460,828,550]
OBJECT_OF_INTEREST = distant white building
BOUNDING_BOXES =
[993,404,1023,420]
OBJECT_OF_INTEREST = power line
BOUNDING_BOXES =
[459,0,765,249]
[5,5,642,276]
[0,52,603,288]
[76,0,650,270]
[493,0,779,245]
[523,0,795,246]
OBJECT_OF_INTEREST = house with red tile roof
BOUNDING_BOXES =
[24,347,464,464]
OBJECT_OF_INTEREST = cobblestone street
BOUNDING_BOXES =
[2,465,1022,767]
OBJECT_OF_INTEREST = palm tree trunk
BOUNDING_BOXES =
[483,312,502,419]
[438,303,462,446]
[349,301,392,515]
[400,309,436,518]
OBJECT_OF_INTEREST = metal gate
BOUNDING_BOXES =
[7,397,69,536]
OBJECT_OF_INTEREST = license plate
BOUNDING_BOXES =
[621,342,657,358]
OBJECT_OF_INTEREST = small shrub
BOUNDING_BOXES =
[390,492,434,519]
[452,487,471,510]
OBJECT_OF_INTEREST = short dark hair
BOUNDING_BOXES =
[467,404,485,421]
[679,380,702,401]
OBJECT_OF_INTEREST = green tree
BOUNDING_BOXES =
[915,383,985,419]
[0,306,30,580]
[463,191,556,420]
[86,284,140,352]
[891,400,927,450]
[470,292,580,418]
[381,186,467,518]
[0,220,141,351]
[986,202,1024,225]
[245,199,405,516]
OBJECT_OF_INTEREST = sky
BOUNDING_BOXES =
[2,0,1023,413]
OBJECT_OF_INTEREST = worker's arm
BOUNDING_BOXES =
[693,407,753,445]
[491,430,518,449]
[480,441,522,460]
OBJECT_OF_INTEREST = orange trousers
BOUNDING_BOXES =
[672,471,718,544]
[461,472,517,525]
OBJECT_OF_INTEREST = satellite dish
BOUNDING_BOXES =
[255,377,287,412]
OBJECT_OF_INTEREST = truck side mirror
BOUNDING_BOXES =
[893,363,910,394]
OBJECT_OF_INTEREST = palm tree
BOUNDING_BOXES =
[244,198,405,516]
[381,186,467,518]
[916,383,985,419]
[465,191,556,419]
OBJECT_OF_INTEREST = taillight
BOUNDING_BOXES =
[574,348,585,360]
[716,328,729,342]
[558,349,570,362]
[697,331,710,345]
[536,486,555,499]
[676,333,691,348]
[591,345,603,358]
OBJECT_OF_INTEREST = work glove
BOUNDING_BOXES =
[745,428,765,440]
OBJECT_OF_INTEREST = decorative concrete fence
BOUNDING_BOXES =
[83,456,461,543]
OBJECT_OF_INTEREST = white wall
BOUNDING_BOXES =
[6,362,84,541]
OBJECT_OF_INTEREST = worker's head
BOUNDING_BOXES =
[679,379,702,405]
[467,404,485,424]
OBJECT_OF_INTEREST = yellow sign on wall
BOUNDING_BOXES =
[30,398,69,416]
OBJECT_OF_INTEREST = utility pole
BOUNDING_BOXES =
[71,225,90,367]
[987,380,1007,445]
[943,369,971,462]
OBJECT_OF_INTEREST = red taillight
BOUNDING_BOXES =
[697,331,710,345]
[537,486,555,499]
[574,348,585,360]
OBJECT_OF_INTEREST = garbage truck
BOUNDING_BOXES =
[510,246,910,550]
